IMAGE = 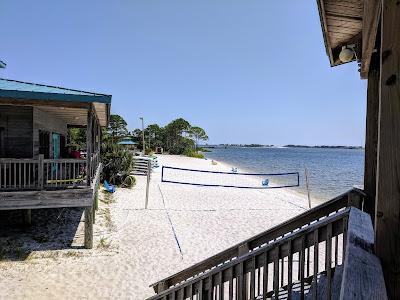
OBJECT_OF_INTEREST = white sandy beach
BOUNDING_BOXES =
[0,154,311,300]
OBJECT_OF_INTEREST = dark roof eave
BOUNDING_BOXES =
[0,89,111,104]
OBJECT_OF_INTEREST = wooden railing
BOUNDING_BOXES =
[0,158,40,190]
[150,188,365,294]
[43,158,87,189]
[0,153,100,191]
[89,152,100,180]
[147,204,387,299]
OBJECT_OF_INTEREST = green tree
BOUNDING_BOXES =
[145,124,164,150]
[101,114,135,186]
[68,128,86,149]
[163,118,191,153]
[188,126,208,150]
[108,114,129,142]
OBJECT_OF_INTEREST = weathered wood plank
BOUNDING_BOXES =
[84,205,93,249]
[360,0,381,78]
[0,188,93,210]
[363,53,380,220]
[339,208,387,299]
[375,1,400,297]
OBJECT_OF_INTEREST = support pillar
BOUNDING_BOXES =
[84,206,93,249]
[86,106,93,186]
[23,209,31,225]
[364,53,380,221]
[375,1,400,298]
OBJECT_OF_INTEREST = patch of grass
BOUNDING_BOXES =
[103,207,114,230]
[97,237,111,250]
[15,247,25,259]
[64,251,83,258]
[0,248,6,260]
[101,191,115,204]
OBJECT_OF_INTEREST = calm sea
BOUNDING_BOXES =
[204,147,364,202]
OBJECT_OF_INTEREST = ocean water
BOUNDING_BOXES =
[204,147,364,202]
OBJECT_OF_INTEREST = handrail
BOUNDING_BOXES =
[147,206,386,300]
[147,207,351,299]
[339,208,387,299]
[150,188,365,293]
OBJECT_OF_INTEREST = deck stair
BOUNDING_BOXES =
[131,156,158,176]
[147,189,387,299]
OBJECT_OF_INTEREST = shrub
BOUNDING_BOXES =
[101,143,134,186]
[122,175,136,188]
[184,149,205,159]
[145,148,154,155]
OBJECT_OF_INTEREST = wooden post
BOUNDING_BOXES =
[364,52,380,222]
[375,2,400,298]
[38,154,44,190]
[92,203,96,224]
[84,205,93,249]
[23,209,31,225]
[304,166,311,209]
[145,159,151,209]
[86,106,93,186]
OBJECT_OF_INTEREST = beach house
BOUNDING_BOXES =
[147,1,397,299]
[0,78,111,249]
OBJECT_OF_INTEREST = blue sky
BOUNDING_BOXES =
[0,1,366,146]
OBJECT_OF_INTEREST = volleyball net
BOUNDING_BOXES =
[161,166,299,189]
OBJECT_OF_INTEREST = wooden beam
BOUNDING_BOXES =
[364,53,380,221]
[0,188,93,210]
[375,1,400,298]
[361,0,381,79]
[84,205,93,249]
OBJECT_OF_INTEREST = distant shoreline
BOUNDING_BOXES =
[202,144,364,150]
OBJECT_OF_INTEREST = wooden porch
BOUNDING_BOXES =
[0,78,111,249]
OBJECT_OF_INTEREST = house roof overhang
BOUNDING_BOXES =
[317,0,381,79]
[0,78,111,127]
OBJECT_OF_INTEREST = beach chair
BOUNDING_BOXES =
[104,180,116,193]
[262,179,269,186]
[231,167,238,173]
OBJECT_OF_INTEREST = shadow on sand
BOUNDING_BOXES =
[0,207,84,261]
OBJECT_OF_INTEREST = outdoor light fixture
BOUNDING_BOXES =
[74,116,79,120]
[339,46,355,63]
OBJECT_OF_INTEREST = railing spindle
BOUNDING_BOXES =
[273,250,279,299]
[263,252,268,300]
[326,223,332,300]
[228,268,233,300]
[313,229,319,299]
[250,257,255,300]
[300,236,305,300]
[287,240,293,300]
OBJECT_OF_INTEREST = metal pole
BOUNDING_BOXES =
[304,166,311,208]
[145,159,151,209]
[140,117,145,155]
